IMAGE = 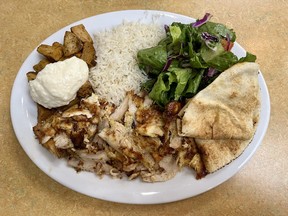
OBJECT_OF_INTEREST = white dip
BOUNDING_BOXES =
[29,56,89,109]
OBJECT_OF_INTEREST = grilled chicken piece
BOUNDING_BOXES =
[67,156,118,177]
[98,120,143,160]
[42,139,67,158]
[176,137,207,179]
[110,91,142,122]
[98,120,162,170]
[141,155,179,182]
[117,92,165,137]
[67,148,114,176]
[135,107,164,137]
[163,117,182,149]
[110,94,129,121]
[54,133,73,149]
[33,93,105,155]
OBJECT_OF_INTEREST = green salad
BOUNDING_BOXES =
[137,13,256,107]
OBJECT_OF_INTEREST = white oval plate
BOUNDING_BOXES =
[10,10,270,204]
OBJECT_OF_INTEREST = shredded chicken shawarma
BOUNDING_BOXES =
[32,90,206,182]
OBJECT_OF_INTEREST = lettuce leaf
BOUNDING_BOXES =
[239,52,257,62]
[137,45,167,75]
[184,69,204,97]
[148,72,176,106]
[200,43,239,71]
[169,67,193,100]
[149,66,203,106]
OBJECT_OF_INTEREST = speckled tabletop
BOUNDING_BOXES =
[1,0,288,215]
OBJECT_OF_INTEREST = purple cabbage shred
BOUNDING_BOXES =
[162,54,180,72]
[192,13,212,28]
[162,57,173,72]
[164,24,169,33]
[201,32,219,42]
[207,68,217,77]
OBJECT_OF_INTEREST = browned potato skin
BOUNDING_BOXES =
[26,71,37,81]
[74,51,82,58]
[81,42,96,68]
[59,55,70,61]
[37,43,63,61]
[52,42,63,48]
[33,59,51,72]
[71,24,93,43]
[77,81,94,98]
[63,31,83,57]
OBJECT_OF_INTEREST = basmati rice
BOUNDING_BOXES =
[89,21,165,106]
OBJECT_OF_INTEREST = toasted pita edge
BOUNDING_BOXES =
[194,136,254,173]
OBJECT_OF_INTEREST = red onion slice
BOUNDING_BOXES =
[192,13,212,28]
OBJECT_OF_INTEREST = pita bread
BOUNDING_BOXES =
[177,62,260,140]
[194,138,252,173]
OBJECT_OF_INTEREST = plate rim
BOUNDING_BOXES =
[10,9,270,204]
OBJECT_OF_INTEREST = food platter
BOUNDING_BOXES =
[10,10,270,204]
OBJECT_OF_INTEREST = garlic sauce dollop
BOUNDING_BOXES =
[29,56,89,109]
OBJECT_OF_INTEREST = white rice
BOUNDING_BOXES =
[89,21,165,106]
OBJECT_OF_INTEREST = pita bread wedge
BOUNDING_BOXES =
[177,62,260,140]
[194,138,252,173]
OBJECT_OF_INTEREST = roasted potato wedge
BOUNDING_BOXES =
[26,71,37,81]
[77,81,94,98]
[81,42,96,68]
[71,24,93,43]
[63,31,83,57]
[74,51,82,58]
[33,58,51,72]
[52,42,63,48]
[37,43,63,61]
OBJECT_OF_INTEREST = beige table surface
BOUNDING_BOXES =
[1,0,288,215]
